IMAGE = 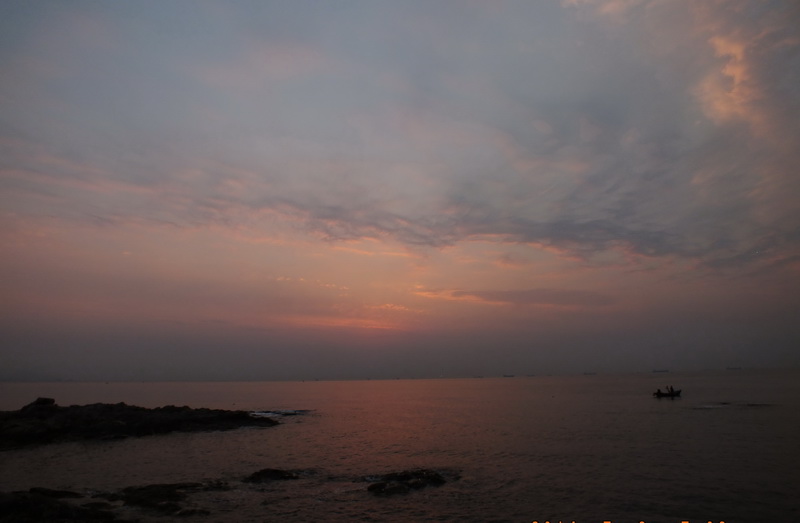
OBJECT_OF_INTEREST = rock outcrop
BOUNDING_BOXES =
[0,398,279,449]
[0,467,461,520]
[362,469,449,495]
[244,468,300,483]
[101,482,226,515]
[0,490,121,521]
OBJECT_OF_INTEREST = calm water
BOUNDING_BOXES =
[1,370,798,522]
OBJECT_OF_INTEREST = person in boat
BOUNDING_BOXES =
[668,385,674,393]
[656,388,662,395]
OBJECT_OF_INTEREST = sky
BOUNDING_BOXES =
[2,0,799,381]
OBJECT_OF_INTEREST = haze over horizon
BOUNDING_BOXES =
[2,1,799,381]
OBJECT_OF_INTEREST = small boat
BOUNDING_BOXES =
[653,389,681,398]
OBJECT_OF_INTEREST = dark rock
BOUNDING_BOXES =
[28,487,83,499]
[84,481,228,518]
[201,479,231,491]
[363,469,449,495]
[244,468,300,483]
[82,501,115,510]
[407,478,428,489]
[0,399,279,450]
[110,483,202,514]
[367,481,410,495]
[0,490,119,521]
[366,481,404,495]
[384,469,446,485]
[366,481,387,492]
[175,508,211,517]
[20,397,56,411]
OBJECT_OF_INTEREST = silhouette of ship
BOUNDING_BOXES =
[653,389,681,398]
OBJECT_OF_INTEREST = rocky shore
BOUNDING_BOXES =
[0,397,279,450]
[0,398,459,520]
[0,467,458,521]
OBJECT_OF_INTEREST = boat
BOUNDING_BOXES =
[653,389,681,398]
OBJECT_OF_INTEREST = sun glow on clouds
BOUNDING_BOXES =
[2,1,799,379]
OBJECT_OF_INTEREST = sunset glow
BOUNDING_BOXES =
[2,1,799,380]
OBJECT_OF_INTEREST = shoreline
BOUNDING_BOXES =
[0,397,279,451]
[0,398,457,521]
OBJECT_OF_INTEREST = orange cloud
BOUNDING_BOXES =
[561,0,647,22]
[694,35,763,132]
[267,314,403,331]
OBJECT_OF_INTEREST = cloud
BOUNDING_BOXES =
[454,288,613,307]
[544,0,800,268]
[2,1,800,379]
[3,4,799,270]
[417,286,612,308]
[196,41,334,90]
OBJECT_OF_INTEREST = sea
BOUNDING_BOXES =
[1,369,798,523]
